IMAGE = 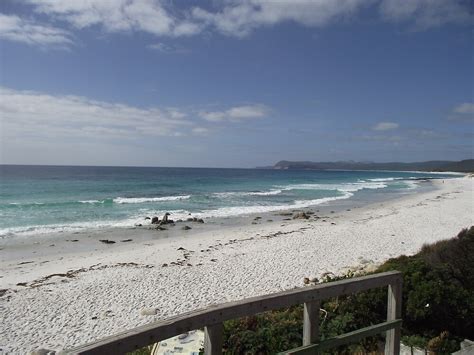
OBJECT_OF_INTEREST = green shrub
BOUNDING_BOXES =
[223,306,303,354]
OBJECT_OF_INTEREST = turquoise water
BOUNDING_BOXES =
[0,165,459,238]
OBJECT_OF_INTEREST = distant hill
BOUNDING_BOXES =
[269,159,474,173]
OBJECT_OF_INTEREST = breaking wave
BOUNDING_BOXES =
[113,195,191,204]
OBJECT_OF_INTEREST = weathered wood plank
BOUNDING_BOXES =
[303,300,320,346]
[281,319,402,355]
[385,279,403,355]
[204,323,223,355]
[67,271,402,354]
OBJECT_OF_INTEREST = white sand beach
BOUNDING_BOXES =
[1,177,473,354]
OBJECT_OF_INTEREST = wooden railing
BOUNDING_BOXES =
[67,270,402,355]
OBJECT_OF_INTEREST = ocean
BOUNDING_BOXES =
[0,165,459,238]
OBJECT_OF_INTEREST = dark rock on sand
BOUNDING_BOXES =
[186,217,204,223]
[151,216,159,224]
[293,212,309,219]
[18,261,34,265]
[161,213,170,223]
[121,239,133,242]
[182,225,192,230]
[99,239,116,244]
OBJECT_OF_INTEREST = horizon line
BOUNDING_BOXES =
[0,158,472,170]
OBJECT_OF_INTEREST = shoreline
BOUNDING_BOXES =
[0,172,459,241]
[0,179,437,277]
[0,177,473,353]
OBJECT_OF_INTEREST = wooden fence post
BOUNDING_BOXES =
[303,300,320,346]
[204,323,223,355]
[385,278,402,355]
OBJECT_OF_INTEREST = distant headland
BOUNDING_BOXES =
[259,159,474,173]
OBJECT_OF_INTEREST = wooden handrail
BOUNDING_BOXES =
[66,270,402,355]
[281,319,402,354]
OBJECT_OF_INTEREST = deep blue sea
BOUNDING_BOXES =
[0,165,459,238]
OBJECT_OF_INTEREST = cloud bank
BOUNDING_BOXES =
[1,0,471,47]
[0,87,192,141]
[0,13,72,47]
[0,87,271,143]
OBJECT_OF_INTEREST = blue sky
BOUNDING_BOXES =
[0,0,472,168]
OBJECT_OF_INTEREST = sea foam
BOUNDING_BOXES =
[113,195,191,204]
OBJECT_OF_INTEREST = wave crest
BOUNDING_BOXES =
[113,195,191,204]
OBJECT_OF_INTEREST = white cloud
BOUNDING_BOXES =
[0,87,193,141]
[0,13,72,47]
[3,0,471,48]
[191,0,369,37]
[449,102,474,122]
[453,102,474,115]
[192,0,472,37]
[23,0,201,37]
[372,121,399,131]
[166,108,187,119]
[379,0,472,29]
[192,127,210,135]
[199,111,227,122]
[199,104,269,122]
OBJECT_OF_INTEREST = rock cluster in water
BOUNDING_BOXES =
[145,213,205,231]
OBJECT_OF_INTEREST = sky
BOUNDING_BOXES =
[0,0,472,168]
